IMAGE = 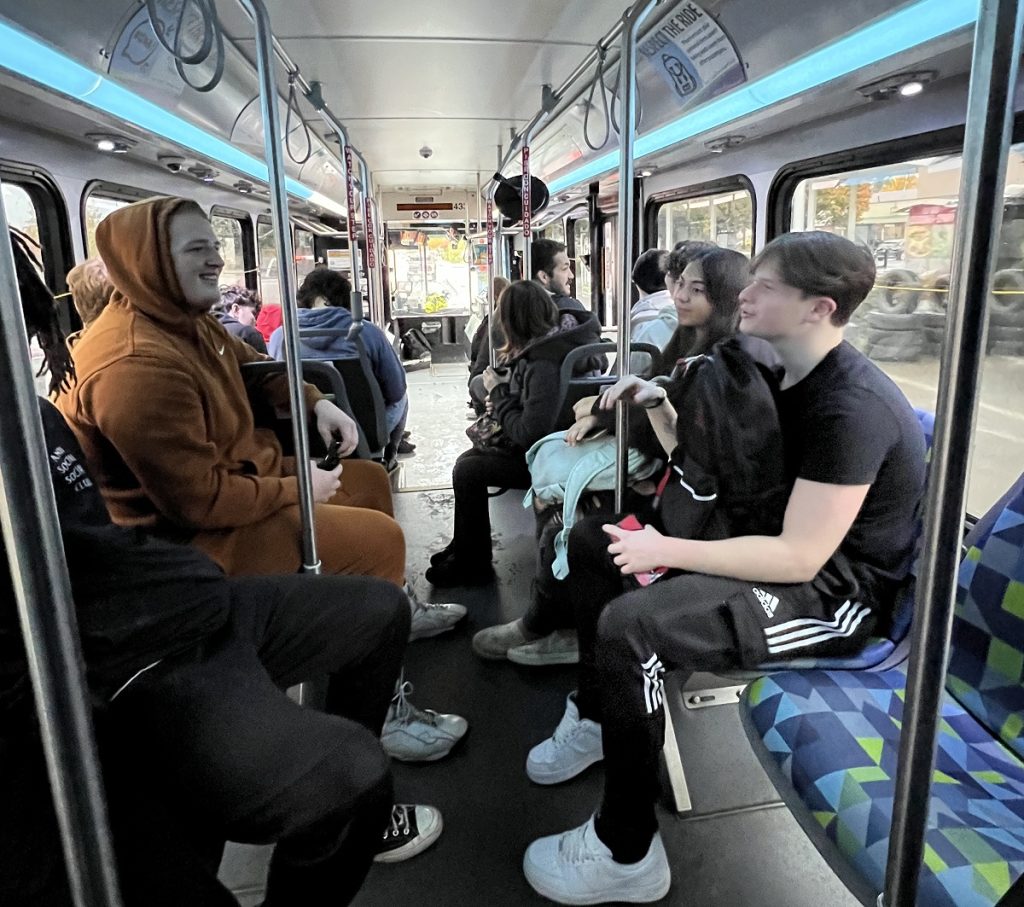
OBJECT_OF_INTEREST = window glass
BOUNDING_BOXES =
[788,145,1024,513]
[257,219,281,307]
[572,218,592,309]
[655,188,753,254]
[603,219,618,327]
[294,228,316,285]
[84,195,130,256]
[542,221,565,243]
[2,183,49,394]
[210,215,247,290]
[386,227,472,315]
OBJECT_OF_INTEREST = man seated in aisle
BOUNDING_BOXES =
[57,196,467,763]
[268,267,414,459]
[1,231,441,906]
[521,232,926,904]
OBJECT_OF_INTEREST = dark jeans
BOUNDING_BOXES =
[0,574,409,906]
[450,447,532,560]
[566,514,875,864]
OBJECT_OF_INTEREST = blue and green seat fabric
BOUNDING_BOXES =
[742,471,1024,906]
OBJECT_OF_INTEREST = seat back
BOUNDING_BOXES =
[555,341,661,427]
[946,471,1024,759]
[239,360,373,460]
[331,344,389,456]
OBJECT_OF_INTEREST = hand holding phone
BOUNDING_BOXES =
[317,438,343,470]
[607,515,669,586]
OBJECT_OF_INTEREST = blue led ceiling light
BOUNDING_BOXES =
[0,18,346,212]
[548,0,979,195]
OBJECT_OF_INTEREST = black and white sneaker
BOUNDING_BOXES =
[373,804,444,863]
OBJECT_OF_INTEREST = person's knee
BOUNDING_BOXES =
[595,594,648,664]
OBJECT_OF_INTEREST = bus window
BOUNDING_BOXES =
[655,188,753,254]
[786,145,1024,513]
[210,214,248,289]
[257,218,281,307]
[387,227,472,316]
[572,217,592,309]
[2,182,49,394]
[294,228,316,285]
[542,222,565,243]
[84,194,131,255]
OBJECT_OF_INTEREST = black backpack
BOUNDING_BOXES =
[400,328,431,360]
[657,338,787,541]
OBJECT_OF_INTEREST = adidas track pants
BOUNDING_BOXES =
[564,514,878,863]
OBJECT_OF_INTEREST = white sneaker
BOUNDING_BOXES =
[373,804,444,863]
[381,681,468,762]
[507,629,580,666]
[526,694,603,785]
[406,585,467,641]
[471,618,534,660]
[523,815,670,904]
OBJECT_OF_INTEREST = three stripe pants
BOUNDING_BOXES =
[565,515,877,863]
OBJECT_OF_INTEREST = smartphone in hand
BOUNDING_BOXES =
[317,438,343,470]
[610,515,668,586]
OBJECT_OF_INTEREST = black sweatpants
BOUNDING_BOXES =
[0,574,408,906]
[565,515,878,863]
[451,446,532,560]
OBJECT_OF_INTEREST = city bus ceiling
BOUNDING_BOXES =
[217,0,632,190]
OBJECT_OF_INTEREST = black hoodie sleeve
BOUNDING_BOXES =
[490,359,562,449]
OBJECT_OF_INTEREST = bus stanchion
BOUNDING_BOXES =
[882,0,1023,903]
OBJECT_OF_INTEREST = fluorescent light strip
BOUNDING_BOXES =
[548,0,979,194]
[0,19,348,217]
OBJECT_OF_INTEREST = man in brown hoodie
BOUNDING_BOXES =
[59,197,468,762]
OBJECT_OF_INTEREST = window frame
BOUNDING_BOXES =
[80,180,157,256]
[210,205,256,291]
[644,174,757,255]
[1,161,74,294]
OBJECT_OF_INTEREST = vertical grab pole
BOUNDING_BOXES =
[245,0,319,572]
[613,0,658,512]
[486,185,498,369]
[358,156,380,327]
[522,138,532,281]
[343,142,365,338]
[882,1,1023,904]
[0,213,123,904]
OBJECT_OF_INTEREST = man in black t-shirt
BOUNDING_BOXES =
[521,232,926,904]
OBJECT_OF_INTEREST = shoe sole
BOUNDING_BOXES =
[409,624,461,642]
[523,861,670,904]
[526,751,603,785]
[472,643,514,660]
[507,649,580,666]
[374,813,445,863]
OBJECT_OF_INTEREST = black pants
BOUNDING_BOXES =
[1,574,408,906]
[565,515,877,863]
[450,446,532,560]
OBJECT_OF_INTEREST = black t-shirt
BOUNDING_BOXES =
[774,342,926,615]
[1,401,230,726]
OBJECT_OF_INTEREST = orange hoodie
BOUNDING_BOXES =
[58,197,322,533]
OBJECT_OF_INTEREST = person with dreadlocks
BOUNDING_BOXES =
[9,229,75,396]
[0,229,444,906]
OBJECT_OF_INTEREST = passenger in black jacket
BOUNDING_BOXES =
[468,238,589,409]
[428,280,603,587]
[0,232,432,907]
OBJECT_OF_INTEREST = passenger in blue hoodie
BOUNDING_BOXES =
[268,268,412,456]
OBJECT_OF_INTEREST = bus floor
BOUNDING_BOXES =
[218,482,861,906]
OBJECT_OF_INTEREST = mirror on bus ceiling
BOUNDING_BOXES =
[492,174,550,224]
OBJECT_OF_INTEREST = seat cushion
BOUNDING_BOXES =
[744,669,1024,906]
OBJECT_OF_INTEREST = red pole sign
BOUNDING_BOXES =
[344,145,357,244]
[521,145,531,238]
[486,198,494,276]
[364,196,377,271]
